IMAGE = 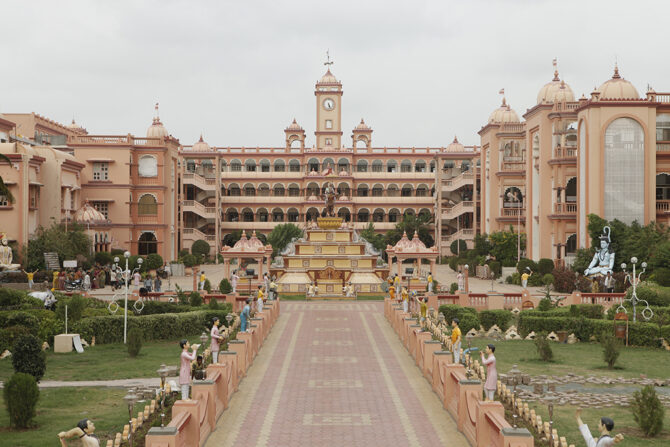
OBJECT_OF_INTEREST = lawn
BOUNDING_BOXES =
[466,339,670,380]
[0,334,205,383]
[0,387,134,447]
[530,404,670,447]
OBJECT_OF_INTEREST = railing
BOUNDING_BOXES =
[442,172,474,191]
[553,203,577,214]
[657,200,670,213]
[68,135,167,146]
[136,176,161,185]
[182,172,217,190]
[579,293,625,307]
[553,146,577,159]
[468,293,489,310]
[182,228,216,243]
[441,201,474,220]
[441,228,475,243]
[657,143,670,152]
[500,208,525,217]
[501,162,525,171]
[182,200,216,217]
[136,215,158,223]
[499,123,525,133]
[436,294,459,306]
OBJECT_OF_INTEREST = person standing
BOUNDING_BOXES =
[23,269,37,289]
[393,273,400,291]
[99,269,106,290]
[154,275,162,293]
[144,275,152,292]
[604,272,615,293]
[133,271,141,289]
[451,318,462,364]
[53,270,59,290]
[480,344,497,401]
[269,277,277,300]
[210,318,224,364]
[521,268,532,289]
[83,271,91,291]
[427,272,433,293]
[240,298,251,332]
[231,270,239,293]
[179,339,199,400]
[415,295,428,328]
[389,284,396,301]
[263,273,270,295]
[401,286,409,313]
[199,271,206,291]
[256,285,264,313]
[457,270,464,292]
[575,409,624,446]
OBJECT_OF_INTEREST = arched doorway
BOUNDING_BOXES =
[138,232,157,255]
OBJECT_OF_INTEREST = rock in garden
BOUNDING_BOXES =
[0,350,11,359]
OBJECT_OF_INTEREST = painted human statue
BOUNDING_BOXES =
[0,233,20,271]
[59,419,99,447]
[584,226,615,277]
[322,182,338,217]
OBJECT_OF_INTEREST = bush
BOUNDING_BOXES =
[542,273,554,286]
[653,267,670,287]
[600,331,621,368]
[439,304,477,326]
[505,272,521,285]
[448,257,460,272]
[626,286,669,307]
[127,328,143,357]
[72,309,232,344]
[488,261,501,278]
[145,253,164,270]
[3,372,39,428]
[189,291,203,307]
[457,314,481,335]
[191,240,211,259]
[538,258,555,275]
[11,334,47,381]
[178,249,190,259]
[517,259,538,275]
[182,254,198,268]
[534,333,553,361]
[570,304,605,319]
[55,294,88,323]
[208,298,219,309]
[479,310,512,331]
[94,251,113,266]
[0,288,27,307]
[203,279,212,294]
[219,278,232,294]
[537,298,552,312]
[552,266,576,293]
[631,385,665,436]
[4,311,39,332]
[0,326,30,353]
[450,239,467,254]
[449,282,458,294]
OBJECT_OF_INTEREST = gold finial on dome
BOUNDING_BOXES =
[552,57,560,81]
[612,63,621,79]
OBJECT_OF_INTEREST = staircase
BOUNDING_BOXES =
[43,253,60,270]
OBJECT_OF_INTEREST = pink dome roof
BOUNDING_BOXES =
[318,69,340,84]
[355,118,370,130]
[191,135,211,152]
[488,97,520,124]
[445,136,465,152]
[286,118,303,131]
[74,201,107,223]
[597,65,639,100]
[537,66,575,104]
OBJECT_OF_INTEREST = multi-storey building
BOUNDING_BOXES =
[480,63,670,264]
[180,68,453,253]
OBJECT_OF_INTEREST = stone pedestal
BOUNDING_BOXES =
[54,333,77,353]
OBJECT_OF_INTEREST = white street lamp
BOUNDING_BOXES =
[111,252,143,343]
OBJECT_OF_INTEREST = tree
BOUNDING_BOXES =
[3,373,39,428]
[191,240,211,258]
[488,228,526,266]
[450,239,467,255]
[0,153,15,204]
[145,253,163,270]
[267,224,303,258]
[360,223,386,253]
[385,213,434,248]
[12,334,47,382]
[24,221,92,270]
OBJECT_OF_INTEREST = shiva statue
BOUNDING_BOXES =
[584,226,615,277]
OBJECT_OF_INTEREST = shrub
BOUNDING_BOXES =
[626,286,668,307]
[479,310,512,331]
[534,333,553,361]
[55,294,88,323]
[145,253,164,270]
[537,298,552,312]
[552,266,576,293]
[3,372,39,428]
[448,257,460,272]
[4,311,39,332]
[94,251,113,266]
[631,385,665,436]
[178,249,190,259]
[218,278,232,295]
[37,316,64,346]
[182,254,198,268]
[653,267,670,287]
[203,279,212,294]
[449,282,458,294]
[191,240,211,258]
[569,304,605,319]
[450,239,467,254]
[0,288,26,307]
[11,334,47,381]
[439,304,477,326]
[576,275,593,293]
[458,314,481,335]
[176,285,188,305]
[538,258,555,275]
[600,331,621,368]
[488,261,501,278]
[517,258,538,275]
[189,291,203,307]
[127,328,143,357]
[208,298,219,310]
[128,255,145,272]
[0,326,30,353]
[542,273,554,286]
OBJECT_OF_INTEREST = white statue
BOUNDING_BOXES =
[584,226,615,277]
[0,233,20,270]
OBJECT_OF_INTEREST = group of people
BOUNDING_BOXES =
[48,267,112,291]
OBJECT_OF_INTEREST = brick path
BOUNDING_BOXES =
[206,301,467,447]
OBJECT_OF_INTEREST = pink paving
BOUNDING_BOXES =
[211,301,465,447]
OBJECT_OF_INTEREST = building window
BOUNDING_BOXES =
[91,201,109,219]
[93,162,109,181]
[138,155,158,177]
[325,138,332,146]
[138,194,158,215]
[29,186,40,210]
[0,195,8,207]
[138,232,158,255]
[289,161,301,172]
[325,120,333,129]
[231,161,242,172]
[657,114,670,141]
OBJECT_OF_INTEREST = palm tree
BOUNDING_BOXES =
[0,153,14,203]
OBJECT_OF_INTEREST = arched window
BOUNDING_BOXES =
[357,184,369,197]
[306,207,319,222]
[371,184,383,197]
[288,159,301,172]
[274,159,286,172]
[415,160,426,173]
[400,160,412,173]
[259,159,271,172]
[387,184,399,197]
[288,183,300,197]
[371,160,383,172]
[138,232,157,255]
[604,118,644,224]
[338,207,351,221]
[272,208,284,222]
[429,161,436,173]
[416,184,428,197]
[418,208,431,219]
[566,234,577,254]
[242,208,254,222]
[228,184,241,196]
[401,184,413,197]
[357,208,370,222]
[225,208,239,222]
[257,208,269,222]
[287,208,299,222]
[245,159,257,172]
[230,160,242,172]
[356,160,368,172]
[308,158,320,172]
[273,184,285,196]
[138,194,158,215]
[336,182,350,197]
[565,177,577,201]
[258,184,270,196]
[387,161,397,173]
[388,208,400,223]
[186,159,196,172]
[337,158,349,172]
[504,187,523,208]
[373,208,385,222]
[139,155,158,177]
[657,173,670,200]
[244,183,256,196]
[657,114,670,141]
[220,160,228,171]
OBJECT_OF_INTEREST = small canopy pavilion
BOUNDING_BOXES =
[220,230,274,287]
[73,200,111,253]
[385,230,439,279]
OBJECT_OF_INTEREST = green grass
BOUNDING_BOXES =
[0,335,205,382]
[466,339,670,379]
[355,295,385,301]
[529,404,670,447]
[0,387,133,447]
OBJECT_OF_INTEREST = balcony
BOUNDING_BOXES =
[221,171,304,179]
[182,228,217,243]
[549,203,577,220]
[441,171,474,192]
[657,200,670,214]
[496,207,525,223]
[182,172,217,190]
[441,201,474,220]
[656,142,670,153]
[501,161,525,171]
[182,200,216,218]
[549,145,577,165]
[441,228,475,243]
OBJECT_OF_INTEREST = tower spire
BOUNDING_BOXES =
[324,49,333,69]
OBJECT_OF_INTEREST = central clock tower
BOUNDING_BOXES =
[314,68,343,149]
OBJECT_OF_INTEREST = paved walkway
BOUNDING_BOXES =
[206,301,467,447]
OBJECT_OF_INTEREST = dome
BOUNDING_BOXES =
[191,135,211,152]
[355,118,370,130]
[488,97,520,124]
[597,65,639,100]
[147,117,168,138]
[67,119,83,130]
[74,201,107,223]
[286,118,303,131]
[446,136,465,152]
[537,68,575,104]
[318,69,339,84]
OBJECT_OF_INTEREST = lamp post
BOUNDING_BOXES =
[112,251,143,344]
[620,257,653,322]
[123,390,139,447]
[544,392,557,446]
[464,264,469,294]
[156,365,169,427]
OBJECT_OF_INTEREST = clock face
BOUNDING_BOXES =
[323,98,335,110]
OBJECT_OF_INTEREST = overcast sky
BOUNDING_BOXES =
[2,0,667,147]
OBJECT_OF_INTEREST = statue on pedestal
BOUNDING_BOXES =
[0,233,20,271]
[584,226,615,277]
[321,182,339,218]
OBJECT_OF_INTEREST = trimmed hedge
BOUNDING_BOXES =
[72,309,233,344]
[438,304,477,324]
[479,310,512,331]
[518,314,666,347]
